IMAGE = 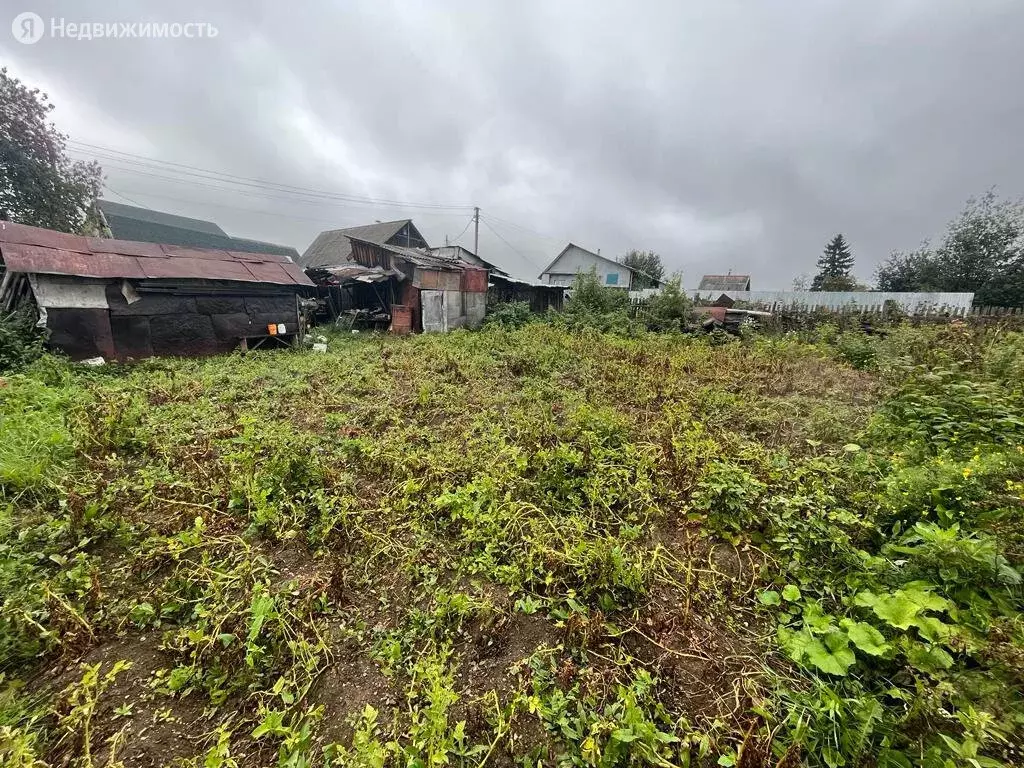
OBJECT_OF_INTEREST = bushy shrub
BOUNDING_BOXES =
[558,268,637,332]
[835,331,878,369]
[567,268,631,314]
[0,308,45,373]
[640,274,692,331]
[483,301,532,329]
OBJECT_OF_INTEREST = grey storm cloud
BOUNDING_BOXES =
[3,0,1024,284]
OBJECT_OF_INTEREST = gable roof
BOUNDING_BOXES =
[539,243,663,286]
[429,245,509,277]
[539,242,627,278]
[0,220,312,286]
[99,200,228,235]
[97,200,300,260]
[698,274,751,291]
[299,219,428,268]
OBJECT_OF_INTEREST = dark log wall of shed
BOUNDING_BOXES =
[41,281,300,360]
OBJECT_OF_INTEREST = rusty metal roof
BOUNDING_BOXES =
[348,236,464,271]
[0,221,314,287]
[307,263,405,284]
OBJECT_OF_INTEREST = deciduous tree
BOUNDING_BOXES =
[876,192,1024,306]
[0,68,102,233]
[621,250,664,289]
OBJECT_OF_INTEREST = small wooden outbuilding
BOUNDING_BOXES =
[0,221,313,360]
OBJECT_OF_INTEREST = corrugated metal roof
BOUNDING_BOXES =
[98,200,228,236]
[0,221,314,287]
[308,263,405,284]
[698,274,751,291]
[299,220,416,267]
[429,245,510,277]
[350,237,463,271]
[98,200,301,259]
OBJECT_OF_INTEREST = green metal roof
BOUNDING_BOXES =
[97,200,300,260]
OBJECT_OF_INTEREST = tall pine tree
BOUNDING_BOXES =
[811,234,856,291]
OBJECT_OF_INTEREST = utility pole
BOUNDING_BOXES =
[473,206,480,256]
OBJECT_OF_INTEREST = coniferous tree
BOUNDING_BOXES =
[811,234,856,291]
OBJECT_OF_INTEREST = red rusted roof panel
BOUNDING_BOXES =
[139,256,254,282]
[158,245,236,261]
[0,221,90,252]
[1,220,313,286]
[86,237,167,258]
[225,249,291,264]
[281,262,312,283]
[244,261,292,283]
[2,243,146,279]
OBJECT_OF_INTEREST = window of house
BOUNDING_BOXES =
[606,273,619,285]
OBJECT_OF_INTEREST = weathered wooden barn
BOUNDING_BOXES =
[0,221,313,360]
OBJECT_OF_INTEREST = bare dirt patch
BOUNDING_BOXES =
[456,612,559,700]
[309,652,396,746]
[43,634,211,768]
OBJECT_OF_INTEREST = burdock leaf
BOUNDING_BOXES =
[840,618,890,656]
[869,593,921,630]
[804,632,856,676]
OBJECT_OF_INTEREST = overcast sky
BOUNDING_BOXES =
[4,0,1024,285]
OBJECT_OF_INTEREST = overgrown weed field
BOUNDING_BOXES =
[1,323,1023,767]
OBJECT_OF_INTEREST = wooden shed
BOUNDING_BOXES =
[0,220,314,360]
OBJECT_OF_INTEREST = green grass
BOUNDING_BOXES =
[0,322,1022,767]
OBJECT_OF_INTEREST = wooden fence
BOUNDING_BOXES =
[628,296,1024,323]
[627,290,1022,319]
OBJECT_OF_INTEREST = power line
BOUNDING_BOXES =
[70,141,474,209]
[482,213,563,242]
[103,185,464,227]
[76,155,471,216]
[78,153,473,212]
[481,218,547,271]
[102,184,149,209]
[450,215,474,245]
[68,140,475,211]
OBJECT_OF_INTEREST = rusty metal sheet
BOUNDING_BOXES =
[243,261,292,284]
[138,256,253,282]
[2,220,310,286]
[461,268,488,294]
[280,262,315,285]
[88,237,168,258]
[2,243,147,278]
[0,221,90,251]
[228,249,291,264]
[158,245,238,262]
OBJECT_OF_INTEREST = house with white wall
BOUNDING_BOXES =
[539,243,642,289]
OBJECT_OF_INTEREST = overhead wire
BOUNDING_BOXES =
[102,184,149,209]
[76,155,471,216]
[450,215,474,245]
[101,185,464,226]
[480,217,548,271]
[76,141,584,263]
[481,213,563,242]
[67,140,475,211]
